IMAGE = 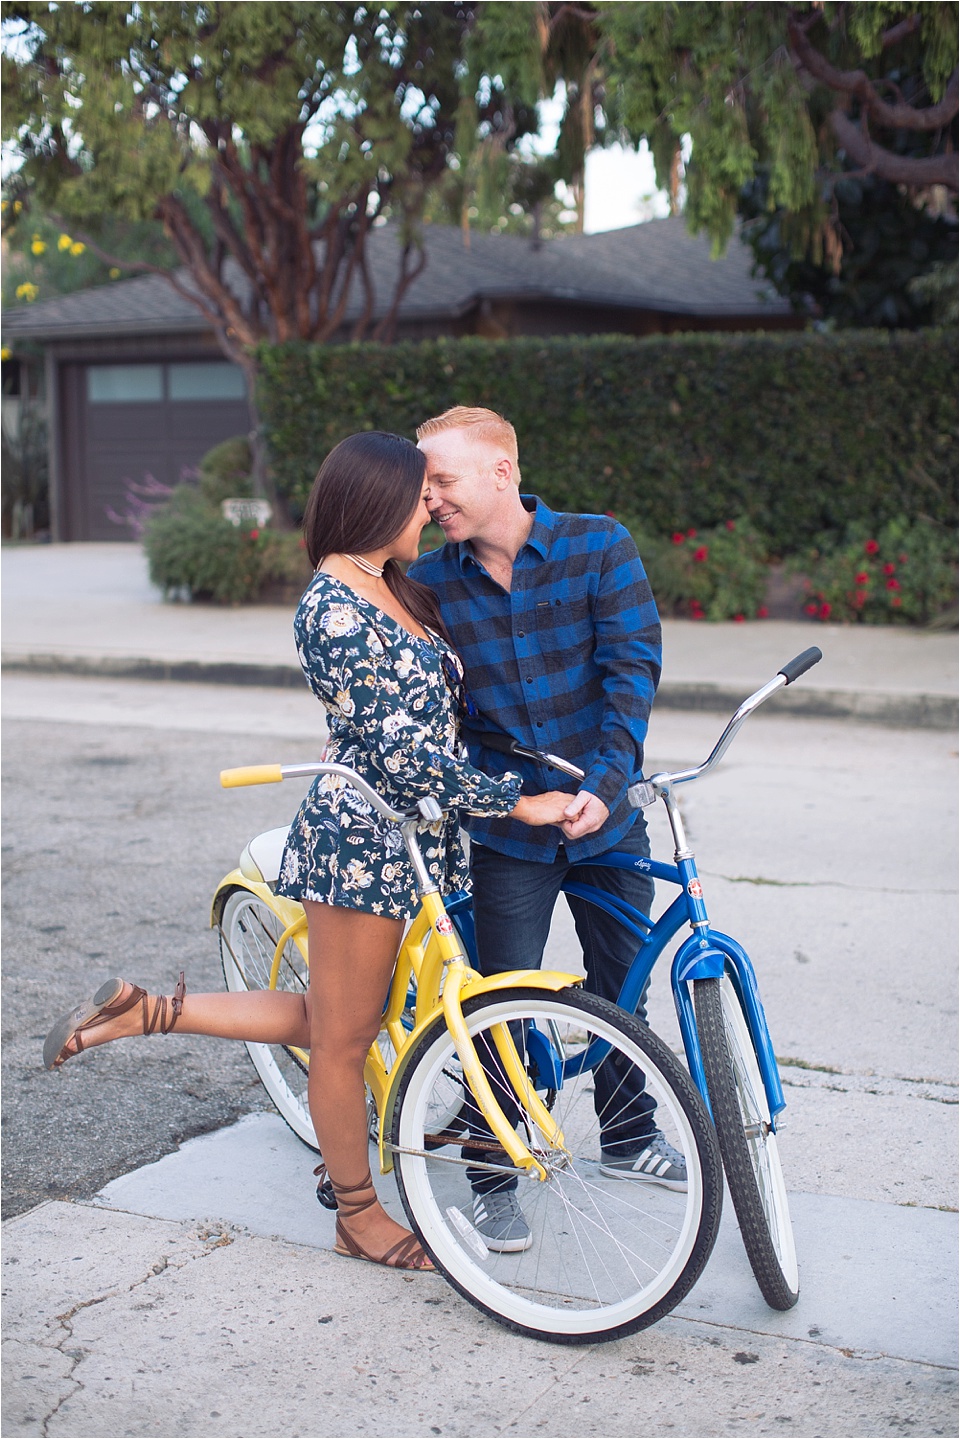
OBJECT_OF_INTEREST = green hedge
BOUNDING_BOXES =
[257,330,957,555]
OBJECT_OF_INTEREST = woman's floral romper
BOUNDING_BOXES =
[276,572,521,920]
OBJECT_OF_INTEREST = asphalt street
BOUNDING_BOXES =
[2,672,957,1437]
[4,674,956,1215]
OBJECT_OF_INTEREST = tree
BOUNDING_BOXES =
[1,2,544,501]
[599,2,958,257]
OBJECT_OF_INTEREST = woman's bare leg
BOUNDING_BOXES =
[303,900,423,1260]
[55,982,311,1057]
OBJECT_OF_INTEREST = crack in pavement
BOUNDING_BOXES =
[702,870,956,896]
[36,1226,235,1436]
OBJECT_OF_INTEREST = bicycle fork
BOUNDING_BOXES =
[659,786,786,1127]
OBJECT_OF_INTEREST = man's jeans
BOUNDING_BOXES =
[464,818,658,1195]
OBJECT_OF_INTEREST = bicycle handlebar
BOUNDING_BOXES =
[222,648,823,821]
[641,646,823,798]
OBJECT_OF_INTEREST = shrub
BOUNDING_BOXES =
[197,435,254,508]
[796,518,957,625]
[256,330,958,554]
[142,434,312,604]
[144,486,266,603]
[629,517,771,621]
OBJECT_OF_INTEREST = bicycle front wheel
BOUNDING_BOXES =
[693,975,799,1310]
[392,987,722,1344]
[219,888,317,1151]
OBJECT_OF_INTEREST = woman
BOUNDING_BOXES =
[44,432,571,1273]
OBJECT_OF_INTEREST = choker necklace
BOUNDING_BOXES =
[345,553,384,578]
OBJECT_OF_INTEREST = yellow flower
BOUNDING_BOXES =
[1,347,11,362]
[0,201,7,213]
[15,282,39,302]
[69,241,85,256]
[109,267,121,279]
[13,200,22,212]
[30,235,46,255]
[57,233,73,251]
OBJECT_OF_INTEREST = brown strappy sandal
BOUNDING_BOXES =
[43,973,187,1070]
[315,1165,434,1272]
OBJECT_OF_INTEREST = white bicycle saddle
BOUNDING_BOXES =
[239,827,289,886]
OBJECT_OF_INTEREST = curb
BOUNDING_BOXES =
[4,650,957,730]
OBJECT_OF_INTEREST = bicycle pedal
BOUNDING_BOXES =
[316,1178,338,1210]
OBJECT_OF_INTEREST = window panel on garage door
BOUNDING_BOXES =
[81,361,251,540]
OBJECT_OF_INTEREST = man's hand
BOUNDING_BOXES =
[561,790,610,840]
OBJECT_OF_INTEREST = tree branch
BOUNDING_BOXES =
[788,18,960,133]
[830,108,959,189]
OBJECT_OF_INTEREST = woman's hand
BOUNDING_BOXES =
[509,792,573,827]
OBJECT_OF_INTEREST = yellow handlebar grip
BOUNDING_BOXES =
[220,764,285,788]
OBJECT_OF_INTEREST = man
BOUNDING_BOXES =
[410,406,686,1254]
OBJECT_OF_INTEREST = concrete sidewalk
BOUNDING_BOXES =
[2,543,957,727]
[3,1114,956,1439]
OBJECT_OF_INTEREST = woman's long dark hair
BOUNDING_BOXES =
[302,431,449,640]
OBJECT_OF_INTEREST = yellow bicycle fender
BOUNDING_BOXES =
[210,873,307,949]
[377,968,581,1175]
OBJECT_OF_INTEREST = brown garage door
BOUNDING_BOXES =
[60,359,251,540]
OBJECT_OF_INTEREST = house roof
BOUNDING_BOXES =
[2,216,790,342]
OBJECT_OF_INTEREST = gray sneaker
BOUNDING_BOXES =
[472,1189,533,1252]
[599,1134,688,1191]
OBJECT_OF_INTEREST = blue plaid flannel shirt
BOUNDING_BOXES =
[409,496,662,863]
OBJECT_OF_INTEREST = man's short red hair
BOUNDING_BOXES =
[416,405,519,474]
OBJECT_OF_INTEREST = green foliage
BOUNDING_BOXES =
[630,519,772,622]
[796,518,957,625]
[143,435,309,603]
[0,209,176,309]
[196,436,254,508]
[742,171,959,329]
[256,330,958,554]
[599,3,958,267]
[1,397,49,539]
[0,2,572,355]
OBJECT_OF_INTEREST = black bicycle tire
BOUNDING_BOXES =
[392,986,723,1344]
[693,976,799,1310]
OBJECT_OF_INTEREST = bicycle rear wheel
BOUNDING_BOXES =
[391,987,722,1344]
[219,888,317,1151]
[693,975,799,1310]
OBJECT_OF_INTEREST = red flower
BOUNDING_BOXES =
[886,577,900,591]
[756,606,769,619]
[882,562,896,576]
[804,602,819,615]
[864,539,880,556]
[725,520,736,531]
[854,589,867,606]
[891,595,902,607]
[692,545,708,563]
[686,528,697,538]
[819,602,832,619]
[605,510,616,519]
[733,613,745,623]
[855,571,869,585]
[898,553,908,564]
[671,532,686,545]
[249,528,260,540]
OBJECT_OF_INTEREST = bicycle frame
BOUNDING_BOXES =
[213,763,581,1184]
[454,646,823,1129]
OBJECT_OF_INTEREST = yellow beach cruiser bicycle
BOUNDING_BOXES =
[214,759,721,1344]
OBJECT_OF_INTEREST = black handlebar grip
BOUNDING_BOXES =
[461,726,520,756]
[778,647,823,685]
